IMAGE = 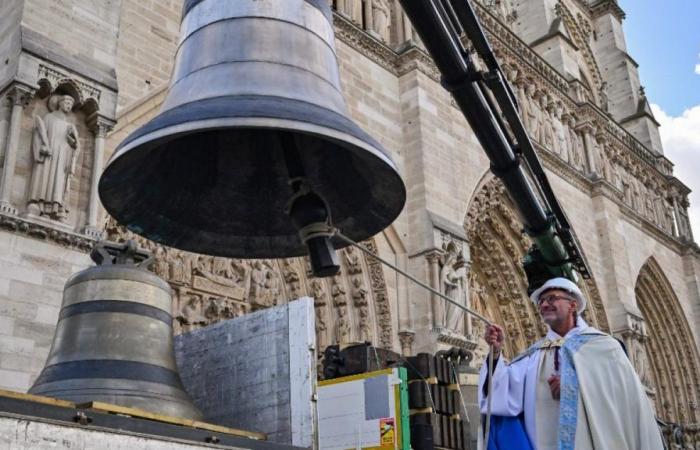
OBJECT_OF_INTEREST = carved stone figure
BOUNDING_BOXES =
[283,260,302,297]
[634,342,654,389]
[249,260,266,301]
[249,261,279,309]
[311,279,326,305]
[27,94,81,220]
[316,306,329,350]
[599,81,610,112]
[194,255,212,276]
[351,277,368,305]
[552,103,568,161]
[344,245,362,274]
[541,98,556,151]
[178,294,207,332]
[372,0,391,42]
[331,277,347,305]
[153,247,169,279]
[566,117,585,170]
[440,242,468,332]
[530,90,545,143]
[335,305,351,343]
[358,304,372,342]
[516,78,533,132]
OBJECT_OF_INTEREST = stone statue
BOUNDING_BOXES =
[178,294,207,332]
[440,242,468,332]
[249,260,266,301]
[331,277,347,305]
[515,78,530,131]
[311,279,326,305]
[358,304,372,342]
[335,305,351,343]
[344,245,362,274]
[350,277,368,305]
[315,306,329,350]
[633,342,653,389]
[153,247,169,279]
[530,90,545,143]
[565,116,584,170]
[541,98,556,151]
[552,103,568,161]
[599,81,610,112]
[372,0,391,42]
[523,83,538,138]
[283,260,302,297]
[28,94,81,220]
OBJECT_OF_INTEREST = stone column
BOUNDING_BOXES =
[398,330,415,356]
[402,12,413,42]
[427,251,442,328]
[364,0,374,33]
[671,196,683,238]
[463,261,472,337]
[84,119,112,238]
[0,85,33,215]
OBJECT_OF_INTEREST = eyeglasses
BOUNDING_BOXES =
[537,295,575,306]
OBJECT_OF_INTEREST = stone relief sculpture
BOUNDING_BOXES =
[552,103,568,161]
[105,219,393,350]
[541,97,556,151]
[27,94,81,221]
[344,245,362,274]
[530,90,545,143]
[599,81,610,113]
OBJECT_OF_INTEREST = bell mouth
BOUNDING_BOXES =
[99,96,406,259]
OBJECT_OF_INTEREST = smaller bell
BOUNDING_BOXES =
[29,240,203,420]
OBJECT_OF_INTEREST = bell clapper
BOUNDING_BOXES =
[281,135,340,278]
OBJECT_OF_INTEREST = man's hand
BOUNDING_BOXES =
[484,324,504,356]
[547,375,560,400]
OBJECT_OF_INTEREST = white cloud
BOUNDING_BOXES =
[651,103,700,239]
[695,63,700,75]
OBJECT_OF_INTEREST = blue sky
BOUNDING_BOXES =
[617,0,700,116]
[617,0,700,237]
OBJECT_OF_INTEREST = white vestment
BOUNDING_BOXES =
[478,318,664,450]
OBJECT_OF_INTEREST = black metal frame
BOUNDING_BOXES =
[399,0,591,291]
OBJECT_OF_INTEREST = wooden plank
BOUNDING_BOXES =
[0,389,75,409]
[77,401,266,440]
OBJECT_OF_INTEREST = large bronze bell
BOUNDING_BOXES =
[29,241,203,420]
[99,0,406,275]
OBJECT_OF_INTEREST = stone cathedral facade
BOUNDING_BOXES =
[0,0,698,447]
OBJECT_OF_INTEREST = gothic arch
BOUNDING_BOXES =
[635,257,700,434]
[465,178,609,362]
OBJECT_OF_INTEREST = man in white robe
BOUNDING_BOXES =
[479,277,664,450]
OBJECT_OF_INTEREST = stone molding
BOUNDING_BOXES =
[0,210,96,252]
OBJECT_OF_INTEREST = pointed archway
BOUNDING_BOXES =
[635,257,700,444]
[465,178,610,363]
